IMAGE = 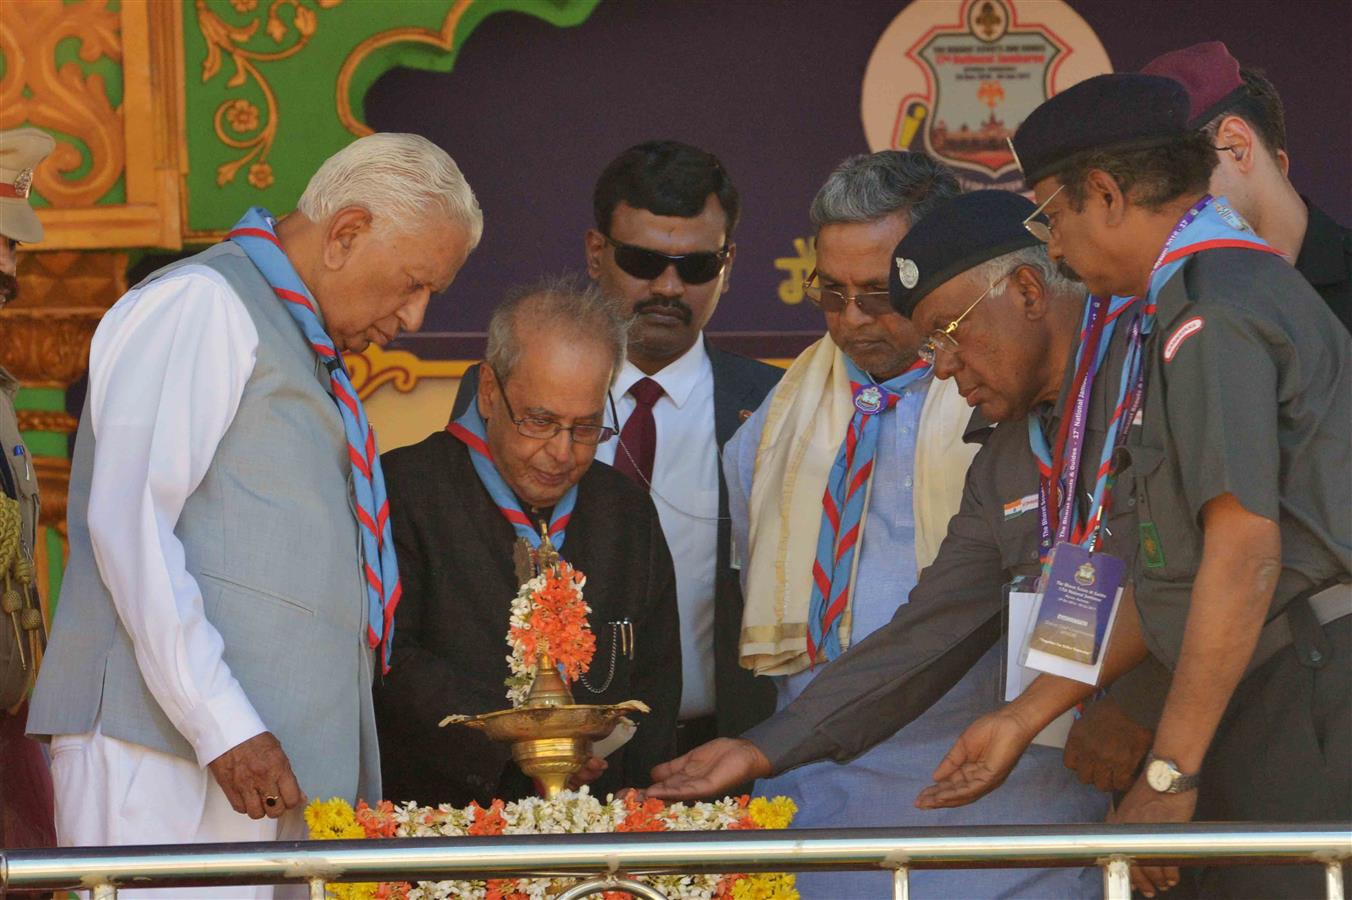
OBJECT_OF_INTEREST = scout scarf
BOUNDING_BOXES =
[226,208,400,671]
[447,398,577,552]
[1028,294,1144,563]
[806,355,930,663]
[740,337,972,676]
[1027,195,1281,564]
[1144,194,1282,329]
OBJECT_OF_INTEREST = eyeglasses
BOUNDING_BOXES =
[1022,183,1065,243]
[604,236,730,285]
[802,269,894,318]
[917,276,1008,365]
[493,371,616,445]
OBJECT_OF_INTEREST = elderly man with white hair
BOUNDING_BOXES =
[29,133,480,876]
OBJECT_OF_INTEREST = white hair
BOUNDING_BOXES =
[297,132,483,249]
[968,245,1083,299]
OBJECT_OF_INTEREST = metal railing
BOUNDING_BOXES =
[2,823,1348,899]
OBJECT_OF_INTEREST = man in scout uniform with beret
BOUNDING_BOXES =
[648,189,1124,895]
[729,160,1105,899]
[915,74,1351,898]
[0,125,57,848]
[1064,39,1352,801]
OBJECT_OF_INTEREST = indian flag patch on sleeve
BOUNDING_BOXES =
[1004,493,1039,519]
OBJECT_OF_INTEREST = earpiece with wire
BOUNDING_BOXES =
[606,389,728,523]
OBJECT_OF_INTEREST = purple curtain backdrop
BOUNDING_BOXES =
[364,0,1351,360]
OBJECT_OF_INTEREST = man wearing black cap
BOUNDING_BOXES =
[919,73,1351,898]
[647,190,1124,891]
[1143,42,1350,332]
[1063,40,1352,802]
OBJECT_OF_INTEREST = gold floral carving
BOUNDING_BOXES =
[0,251,125,388]
[16,411,80,435]
[343,344,472,401]
[0,0,125,207]
[197,0,342,188]
[335,0,473,136]
[33,456,70,537]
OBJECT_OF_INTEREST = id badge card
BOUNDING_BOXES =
[1023,542,1125,686]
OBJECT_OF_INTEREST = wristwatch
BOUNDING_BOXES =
[1144,753,1201,794]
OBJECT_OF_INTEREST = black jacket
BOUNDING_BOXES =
[450,337,783,739]
[375,431,681,806]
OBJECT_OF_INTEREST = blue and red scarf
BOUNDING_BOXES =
[226,207,401,672]
[807,356,930,663]
[447,398,577,551]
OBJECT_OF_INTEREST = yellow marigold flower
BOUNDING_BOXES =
[747,796,797,830]
[306,797,365,840]
[733,873,798,900]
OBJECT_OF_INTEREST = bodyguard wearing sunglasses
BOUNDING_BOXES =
[453,141,782,760]
[377,276,681,806]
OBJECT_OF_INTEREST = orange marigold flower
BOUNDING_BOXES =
[355,800,398,838]
[616,793,668,833]
[468,798,508,836]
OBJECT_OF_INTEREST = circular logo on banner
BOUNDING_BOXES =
[853,384,888,415]
[861,0,1112,190]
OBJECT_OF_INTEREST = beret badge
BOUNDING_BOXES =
[12,167,34,199]
[895,257,920,289]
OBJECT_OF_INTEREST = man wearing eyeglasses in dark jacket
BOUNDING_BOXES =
[454,142,782,758]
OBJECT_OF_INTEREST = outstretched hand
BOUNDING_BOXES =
[645,738,772,801]
[915,709,1036,810]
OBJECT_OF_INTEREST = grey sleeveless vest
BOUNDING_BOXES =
[29,241,380,805]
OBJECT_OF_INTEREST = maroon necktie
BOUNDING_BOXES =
[613,377,663,489]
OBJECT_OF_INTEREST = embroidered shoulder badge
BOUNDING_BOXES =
[1163,316,1204,362]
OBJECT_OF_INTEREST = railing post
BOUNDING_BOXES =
[1328,860,1346,900]
[892,865,910,900]
[554,875,669,900]
[309,876,327,899]
[1103,857,1132,900]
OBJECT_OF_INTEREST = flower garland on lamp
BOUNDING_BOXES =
[306,789,799,900]
[504,560,595,707]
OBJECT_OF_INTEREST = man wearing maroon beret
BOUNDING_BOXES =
[1143,41,1350,332]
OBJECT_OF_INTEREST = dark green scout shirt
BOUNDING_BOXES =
[1127,247,1352,670]
[747,301,1145,771]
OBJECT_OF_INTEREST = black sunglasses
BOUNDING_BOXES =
[604,236,730,285]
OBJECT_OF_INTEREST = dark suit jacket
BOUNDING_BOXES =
[375,432,681,806]
[450,336,782,738]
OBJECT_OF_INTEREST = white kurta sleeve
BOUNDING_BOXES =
[86,265,265,768]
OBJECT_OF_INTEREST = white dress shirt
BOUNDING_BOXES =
[595,337,719,720]
[84,265,266,766]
